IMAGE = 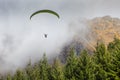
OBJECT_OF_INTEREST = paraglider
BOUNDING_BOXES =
[30,9,60,38]
[30,9,60,20]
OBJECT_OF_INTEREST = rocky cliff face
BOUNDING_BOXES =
[88,16,120,46]
[60,16,120,62]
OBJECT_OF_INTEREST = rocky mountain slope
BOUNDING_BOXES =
[88,16,120,46]
[60,16,120,61]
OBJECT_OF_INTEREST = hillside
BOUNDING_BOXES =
[88,16,120,46]
[60,16,120,61]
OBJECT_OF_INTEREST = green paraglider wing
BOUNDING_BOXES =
[30,9,60,20]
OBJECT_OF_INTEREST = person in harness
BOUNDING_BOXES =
[44,34,48,38]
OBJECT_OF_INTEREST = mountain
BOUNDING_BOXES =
[88,15,120,46]
[60,16,120,62]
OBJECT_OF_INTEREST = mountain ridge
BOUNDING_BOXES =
[60,16,120,60]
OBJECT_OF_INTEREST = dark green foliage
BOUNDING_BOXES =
[25,60,34,80]
[76,50,95,80]
[108,38,120,79]
[2,38,120,80]
[6,74,12,80]
[64,49,78,80]
[49,58,64,80]
[13,70,27,80]
[93,42,119,80]
[93,43,110,79]
[39,54,49,80]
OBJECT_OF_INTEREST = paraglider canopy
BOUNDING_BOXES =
[30,9,60,20]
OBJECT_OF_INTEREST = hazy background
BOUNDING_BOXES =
[0,0,120,74]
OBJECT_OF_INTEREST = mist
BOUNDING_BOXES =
[0,0,120,74]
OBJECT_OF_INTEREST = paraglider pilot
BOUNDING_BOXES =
[44,34,48,38]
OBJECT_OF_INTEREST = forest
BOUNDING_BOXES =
[0,38,119,80]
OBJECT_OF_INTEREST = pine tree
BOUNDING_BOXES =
[6,74,12,80]
[30,63,40,80]
[64,48,78,80]
[50,58,65,80]
[93,43,117,80]
[25,59,34,80]
[13,70,27,80]
[39,53,49,80]
[76,50,95,80]
[108,38,120,79]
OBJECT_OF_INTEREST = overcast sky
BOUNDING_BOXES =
[1,0,120,18]
[0,0,120,73]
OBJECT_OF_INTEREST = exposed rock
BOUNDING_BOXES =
[59,16,120,62]
[88,16,120,46]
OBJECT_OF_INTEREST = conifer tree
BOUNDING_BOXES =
[108,38,120,79]
[93,43,117,80]
[30,63,40,80]
[13,70,27,80]
[65,49,78,80]
[39,54,49,80]
[6,74,12,80]
[25,59,34,80]
[76,50,95,80]
[50,58,64,80]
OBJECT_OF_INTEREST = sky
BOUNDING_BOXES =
[0,0,120,74]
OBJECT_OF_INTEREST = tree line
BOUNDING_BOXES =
[1,38,120,80]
